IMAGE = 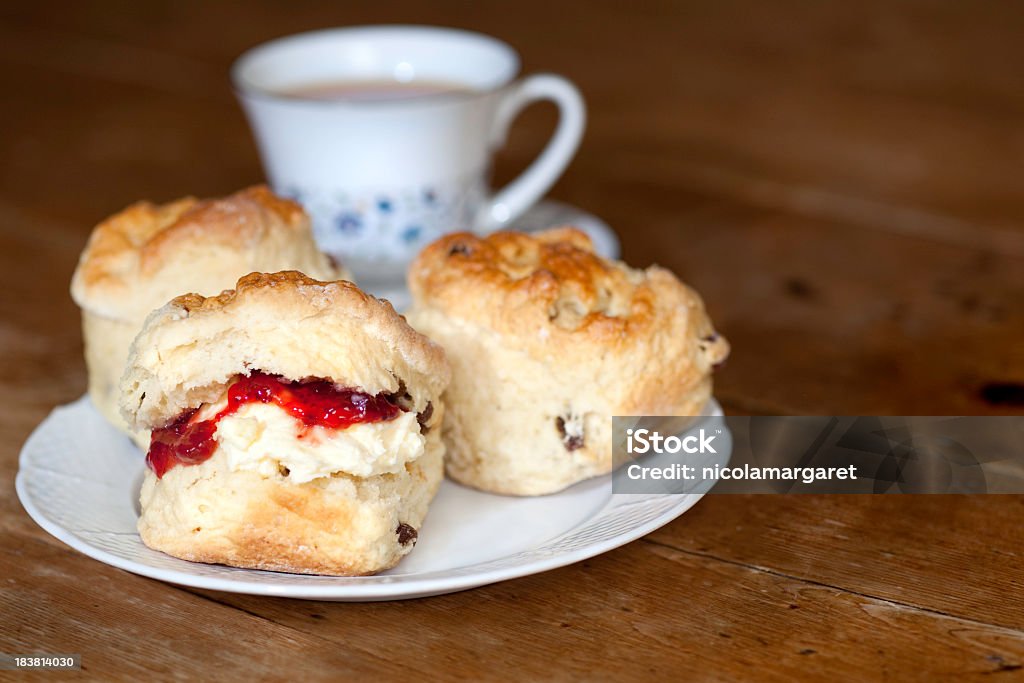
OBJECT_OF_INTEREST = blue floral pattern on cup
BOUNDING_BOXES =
[334,212,362,234]
[279,173,488,265]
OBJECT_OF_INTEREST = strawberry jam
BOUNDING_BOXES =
[145,372,402,478]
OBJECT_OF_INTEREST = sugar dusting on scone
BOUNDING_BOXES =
[70,185,345,441]
[407,227,729,496]
[120,271,448,576]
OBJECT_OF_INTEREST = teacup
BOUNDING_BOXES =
[232,25,585,282]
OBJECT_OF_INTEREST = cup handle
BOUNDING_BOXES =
[476,74,586,231]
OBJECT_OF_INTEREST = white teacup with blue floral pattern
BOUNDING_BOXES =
[232,25,585,282]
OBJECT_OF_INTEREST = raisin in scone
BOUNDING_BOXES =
[120,271,448,576]
[407,228,729,496]
[71,185,345,441]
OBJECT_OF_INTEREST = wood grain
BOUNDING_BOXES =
[650,495,1024,631]
[2,0,1023,679]
[190,538,1024,682]
[1,532,412,681]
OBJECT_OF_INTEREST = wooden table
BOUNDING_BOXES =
[3,1,1023,679]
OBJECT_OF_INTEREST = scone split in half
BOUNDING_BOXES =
[121,272,449,576]
[407,228,729,496]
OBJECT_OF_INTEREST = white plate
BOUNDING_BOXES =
[16,396,719,601]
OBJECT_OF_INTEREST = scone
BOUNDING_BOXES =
[120,271,448,576]
[407,228,729,496]
[71,185,344,441]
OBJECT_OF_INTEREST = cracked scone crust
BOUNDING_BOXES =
[70,185,344,438]
[407,227,729,496]
[123,271,450,575]
[72,185,344,320]
[122,271,447,430]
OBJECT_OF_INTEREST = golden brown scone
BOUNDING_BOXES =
[407,228,729,496]
[70,185,346,441]
[122,272,449,576]
[137,444,443,576]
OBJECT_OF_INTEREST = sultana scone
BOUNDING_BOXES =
[120,271,448,576]
[71,185,345,442]
[407,228,729,496]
